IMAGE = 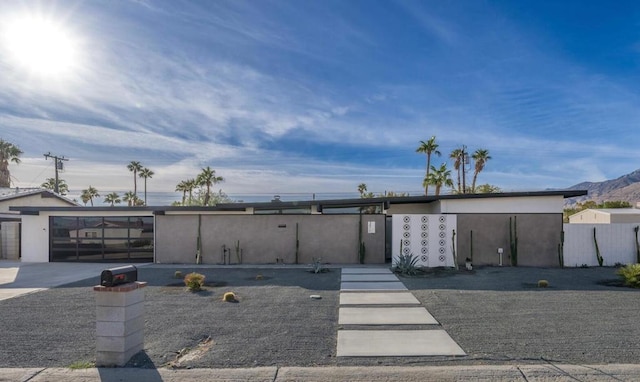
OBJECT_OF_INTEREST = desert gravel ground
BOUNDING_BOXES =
[0,265,638,369]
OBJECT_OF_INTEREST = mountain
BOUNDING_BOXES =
[566,168,640,205]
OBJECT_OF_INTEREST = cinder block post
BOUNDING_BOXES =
[93,281,147,367]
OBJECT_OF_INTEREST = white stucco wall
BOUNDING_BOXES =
[438,196,564,214]
[387,196,564,215]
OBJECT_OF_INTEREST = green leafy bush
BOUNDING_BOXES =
[617,264,640,288]
[393,254,420,276]
[184,272,205,291]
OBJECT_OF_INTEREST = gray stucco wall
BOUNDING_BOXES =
[456,213,563,267]
[155,214,386,264]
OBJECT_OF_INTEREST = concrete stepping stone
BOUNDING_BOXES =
[341,268,392,274]
[337,330,466,357]
[339,292,420,305]
[339,307,438,325]
[341,274,399,282]
[340,282,407,291]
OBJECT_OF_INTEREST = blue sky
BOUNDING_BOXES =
[1,0,639,200]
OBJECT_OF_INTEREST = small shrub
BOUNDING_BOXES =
[580,264,589,268]
[309,257,327,273]
[393,254,420,276]
[174,270,183,279]
[222,291,237,302]
[184,272,205,291]
[537,279,549,288]
[617,264,640,288]
[255,274,263,280]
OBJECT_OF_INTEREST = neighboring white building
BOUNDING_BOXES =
[0,188,78,260]
[568,208,640,224]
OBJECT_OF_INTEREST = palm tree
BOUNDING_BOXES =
[357,183,367,197]
[357,183,374,199]
[84,186,100,206]
[104,192,121,207]
[175,180,189,205]
[196,167,224,206]
[127,161,143,196]
[185,178,197,205]
[0,139,23,187]
[80,186,100,207]
[416,136,441,196]
[123,191,139,207]
[138,167,154,205]
[471,149,491,193]
[423,163,453,196]
[449,148,464,194]
[41,178,69,195]
[80,192,90,206]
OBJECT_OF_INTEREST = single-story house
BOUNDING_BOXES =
[568,208,640,224]
[10,190,586,267]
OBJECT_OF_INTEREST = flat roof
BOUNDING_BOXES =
[9,190,587,215]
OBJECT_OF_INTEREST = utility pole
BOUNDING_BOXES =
[43,152,68,194]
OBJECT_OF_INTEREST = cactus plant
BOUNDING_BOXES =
[235,240,242,264]
[469,230,473,263]
[558,230,565,268]
[593,227,604,267]
[634,226,639,264]
[222,292,237,302]
[509,216,518,266]
[451,229,458,270]
[295,223,300,264]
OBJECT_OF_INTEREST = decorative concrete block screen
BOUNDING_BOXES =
[392,214,457,267]
[563,223,639,267]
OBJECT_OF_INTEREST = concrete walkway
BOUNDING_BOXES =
[337,267,465,357]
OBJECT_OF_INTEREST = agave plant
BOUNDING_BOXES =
[393,254,420,276]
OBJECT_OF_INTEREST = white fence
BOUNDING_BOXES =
[563,224,640,267]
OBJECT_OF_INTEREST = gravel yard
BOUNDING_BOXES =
[0,265,638,369]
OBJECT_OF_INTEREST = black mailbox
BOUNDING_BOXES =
[101,265,137,287]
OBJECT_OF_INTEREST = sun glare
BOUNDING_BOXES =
[3,15,79,77]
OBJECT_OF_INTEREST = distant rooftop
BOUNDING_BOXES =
[0,187,43,197]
